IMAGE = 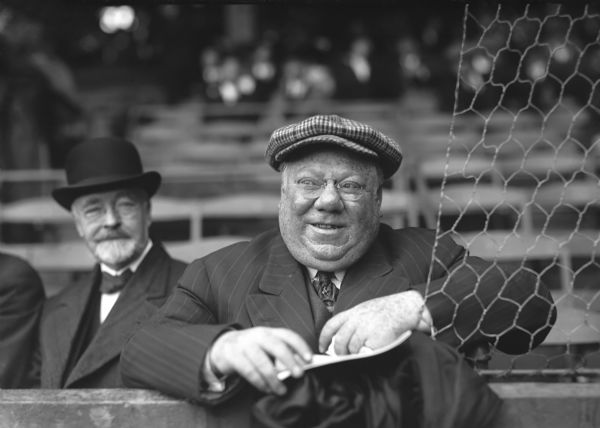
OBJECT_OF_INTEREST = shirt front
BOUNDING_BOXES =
[99,240,153,323]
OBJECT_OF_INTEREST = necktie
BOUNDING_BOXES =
[311,271,338,312]
[100,269,133,294]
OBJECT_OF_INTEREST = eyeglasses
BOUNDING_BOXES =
[294,178,368,201]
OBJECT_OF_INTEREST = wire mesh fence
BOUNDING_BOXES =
[430,3,600,381]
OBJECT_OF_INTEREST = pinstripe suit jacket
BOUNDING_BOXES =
[121,224,555,405]
[36,242,186,388]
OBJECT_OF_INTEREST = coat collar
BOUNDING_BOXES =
[246,235,318,347]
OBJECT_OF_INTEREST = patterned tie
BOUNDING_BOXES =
[311,271,338,312]
[100,269,133,294]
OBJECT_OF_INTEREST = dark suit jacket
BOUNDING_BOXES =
[36,242,186,388]
[121,225,555,406]
[0,252,44,388]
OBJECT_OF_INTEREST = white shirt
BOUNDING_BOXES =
[99,240,153,323]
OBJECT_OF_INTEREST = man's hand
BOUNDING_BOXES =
[209,327,313,395]
[319,290,431,355]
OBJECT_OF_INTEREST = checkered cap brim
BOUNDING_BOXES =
[266,115,402,178]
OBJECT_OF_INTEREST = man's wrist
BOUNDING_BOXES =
[407,290,435,335]
[201,346,228,392]
[200,331,234,392]
[206,346,226,379]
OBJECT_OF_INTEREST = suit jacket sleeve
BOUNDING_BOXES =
[0,253,45,388]
[121,251,244,404]
[408,230,556,355]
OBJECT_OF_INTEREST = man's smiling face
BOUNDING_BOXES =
[278,147,383,272]
[71,187,151,270]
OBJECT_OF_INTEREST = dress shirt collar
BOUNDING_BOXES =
[306,267,345,289]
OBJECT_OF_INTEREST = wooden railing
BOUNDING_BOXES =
[1,384,599,427]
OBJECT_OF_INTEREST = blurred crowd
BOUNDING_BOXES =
[2,3,600,172]
[455,7,600,114]
[162,6,454,106]
[153,4,600,115]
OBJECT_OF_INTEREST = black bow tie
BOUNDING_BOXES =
[100,269,133,294]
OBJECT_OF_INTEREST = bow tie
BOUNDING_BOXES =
[100,269,133,294]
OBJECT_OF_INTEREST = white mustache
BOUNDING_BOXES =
[97,233,130,241]
[94,239,136,266]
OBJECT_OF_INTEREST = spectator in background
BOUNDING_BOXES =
[33,137,187,388]
[368,36,404,100]
[396,36,431,91]
[0,252,44,388]
[280,57,310,100]
[198,37,279,105]
[330,33,405,101]
[199,46,222,103]
[330,35,373,99]
[216,54,246,105]
[280,54,335,102]
[249,41,278,102]
[0,6,84,176]
[155,5,201,104]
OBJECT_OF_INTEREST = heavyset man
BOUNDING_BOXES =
[121,115,556,424]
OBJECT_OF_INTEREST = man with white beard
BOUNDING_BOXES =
[33,137,187,388]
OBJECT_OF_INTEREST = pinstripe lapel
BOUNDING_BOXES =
[246,236,318,350]
[64,245,172,387]
[334,236,411,314]
[43,271,97,387]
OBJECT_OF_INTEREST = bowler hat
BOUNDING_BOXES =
[52,137,161,210]
[266,114,402,179]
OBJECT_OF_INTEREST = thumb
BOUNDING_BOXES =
[318,311,348,353]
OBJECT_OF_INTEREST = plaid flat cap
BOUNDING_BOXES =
[266,115,402,178]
